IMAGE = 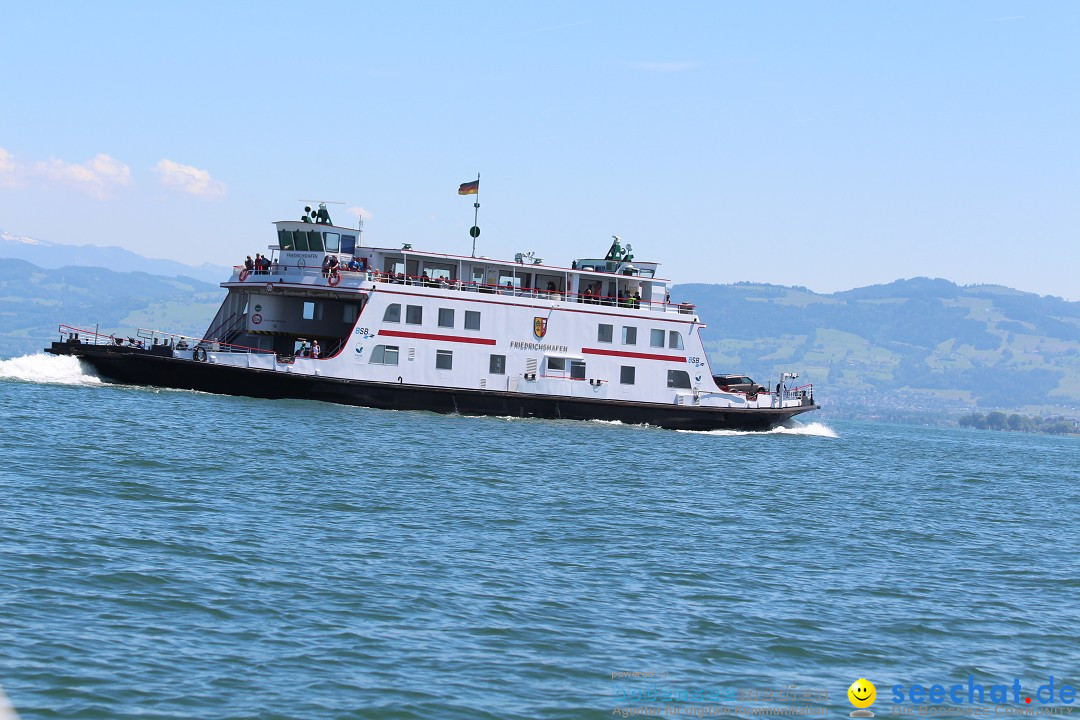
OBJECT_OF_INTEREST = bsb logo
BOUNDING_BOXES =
[534,317,548,339]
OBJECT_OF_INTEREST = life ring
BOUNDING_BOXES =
[238,268,250,281]
[193,346,207,362]
[328,270,341,287]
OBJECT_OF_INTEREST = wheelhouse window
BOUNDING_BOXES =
[406,305,423,325]
[278,229,295,250]
[323,232,340,253]
[650,329,665,348]
[668,331,684,350]
[667,370,691,389]
[340,234,356,255]
[370,345,399,365]
[464,310,481,330]
[307,230,324,252]
[570,360,586,379]
[598,324,613,343]
[438,308,454,328]
[622,326,637,345]
[383,303,401,323]
[436,350,453,370]
[489,354,506,374]
[620,366,636,385]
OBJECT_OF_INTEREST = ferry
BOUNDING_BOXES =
[46,203,818,430]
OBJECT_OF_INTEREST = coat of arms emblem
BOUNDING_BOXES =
[533,317,548,339]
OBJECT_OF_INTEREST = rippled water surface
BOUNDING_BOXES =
[1,355,1078,719]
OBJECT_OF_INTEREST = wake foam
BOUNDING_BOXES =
[0,353,103,386]
[678,420,838,438]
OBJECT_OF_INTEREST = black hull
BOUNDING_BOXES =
[47,342,819,431]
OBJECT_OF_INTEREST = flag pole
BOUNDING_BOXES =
[470,172,481,257]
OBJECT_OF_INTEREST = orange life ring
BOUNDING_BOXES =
[328,270,341,287]
[239,268,250,281]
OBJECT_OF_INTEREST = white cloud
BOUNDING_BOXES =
[347,206,373,221]
[630,60,698,73]
[0,147,19,188]
[155,158,226,198]
[30,153,132,199]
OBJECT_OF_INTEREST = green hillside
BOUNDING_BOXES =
[0,259,223,358]
[676,279,1080,417]
[2,258,1077,418]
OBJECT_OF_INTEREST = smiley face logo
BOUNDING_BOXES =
[848,679,876,715]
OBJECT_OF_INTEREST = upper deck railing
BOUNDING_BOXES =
[229,265,697,315]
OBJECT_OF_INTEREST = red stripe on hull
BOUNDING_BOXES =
[379,329,497,345]
[581,347,687,362]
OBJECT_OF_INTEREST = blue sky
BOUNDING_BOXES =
[1,1,1077,298]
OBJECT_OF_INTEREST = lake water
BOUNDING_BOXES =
[1,354,1078,720]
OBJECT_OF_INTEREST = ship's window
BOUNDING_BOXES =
[547,357,566,372]
[490,354,506,374]
[370,345,399,365]
[438,308,454,328]
[340,234,356,255]
[302,301,322,320]
[406,305,423,325]
[570,360,586,380]
[464,310,480,330]
[621,366,636,385]
[383,304,401,323]
[668,331,684,350]
[293,231,309,251]
[436,349,453,370]
[307,230,324,251]
[650,329,665,348]
[598,324,613,343]
[278,229,295,251]
[667,370,691,389]
[622,326,637,345]
[323,232,340,253]
[343,304,358,324]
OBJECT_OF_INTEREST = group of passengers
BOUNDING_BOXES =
[244,254,273,275]
[296,340,321,359]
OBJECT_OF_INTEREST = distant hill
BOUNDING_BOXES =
[1,228,230,284]
[0,259,223,358]
[1,252,1076,418]
[676,279,1080,417]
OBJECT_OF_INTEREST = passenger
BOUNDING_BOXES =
[244,255,254,273]
[311,340,321,359]
[632,291,641,309]
[547,281,557,295]
[421,271,431,287]
[298,341,309,357]
[322,256,332,278]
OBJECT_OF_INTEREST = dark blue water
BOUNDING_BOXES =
[1,355,1078,719]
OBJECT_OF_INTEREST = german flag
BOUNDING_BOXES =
[458,179,479,195]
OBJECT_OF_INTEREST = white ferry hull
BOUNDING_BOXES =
[47,342,818,431]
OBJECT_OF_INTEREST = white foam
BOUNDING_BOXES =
[0,353,103,386]
[678,420,838,438]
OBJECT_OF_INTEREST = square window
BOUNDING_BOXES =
[343,304,358,324]
[406,305,423,325]
[620,366,636,385]
[490,354,506,374]
[650,329,665,348]
[436,349,453,370]
[383,304,401,323]
[667,370,691,389]
[371,345,399,365]
[464,310,481,330]
[547,357,566,372]
[438,308,454,328]
[570,360,586,379]
[622,326,637,345]
[669,331,684,350]
[598,324,613,343]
